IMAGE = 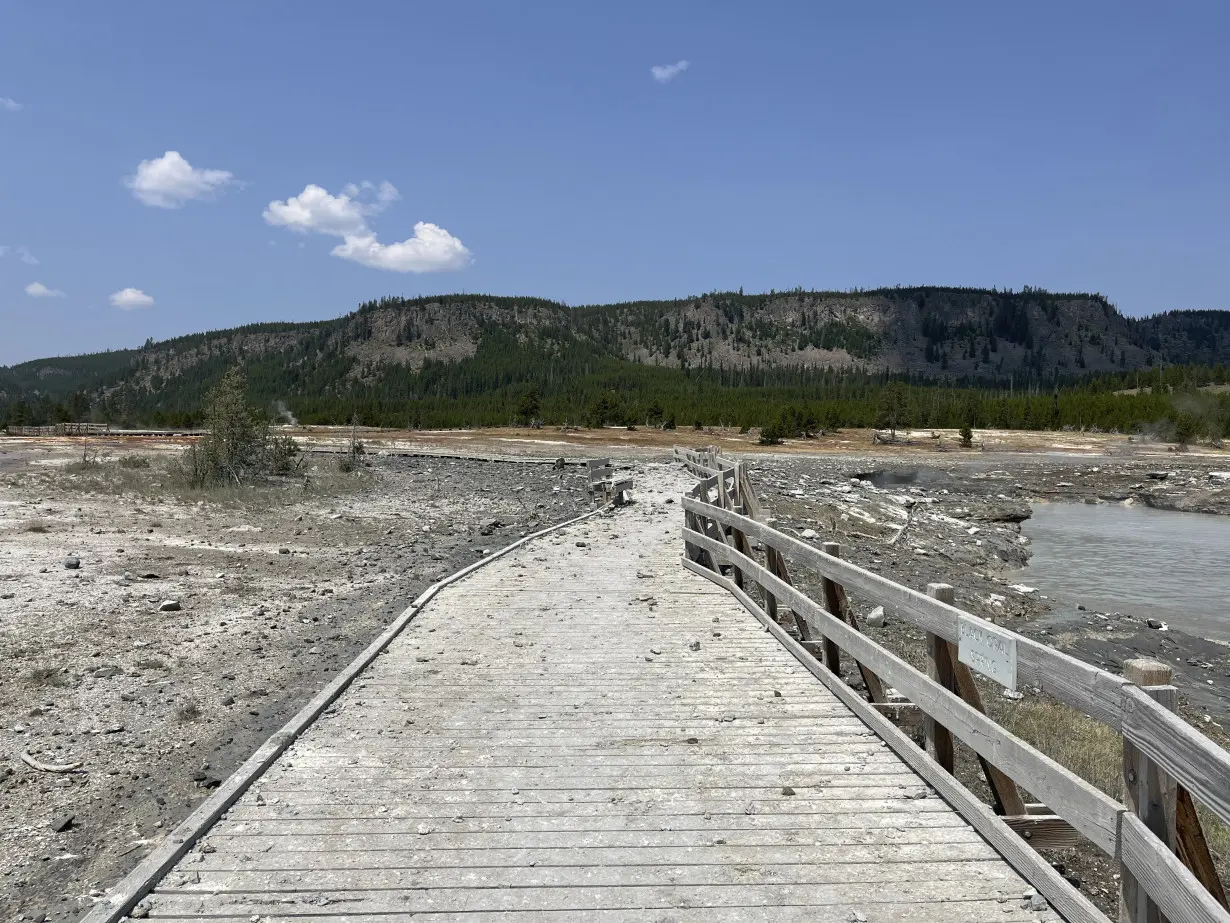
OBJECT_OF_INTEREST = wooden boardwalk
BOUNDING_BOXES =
[126,466,1056,922]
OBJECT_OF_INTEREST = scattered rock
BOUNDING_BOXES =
[800,528,818,540]
[687,640,701,651]
[50,814,74,832]
[781,786,796,796]
[865,606,887,628]
[1146,618,1164,629]
[63,557,80,570]
[159,599,182,612]
[278,547,290,554]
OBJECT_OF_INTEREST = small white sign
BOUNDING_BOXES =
[957,615,1018,691]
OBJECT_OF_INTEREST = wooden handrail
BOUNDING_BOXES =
[675,445,1230,923]
[682,522,1124,854]
[682,495,1131,728]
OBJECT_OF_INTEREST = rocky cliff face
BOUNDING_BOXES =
[575,288,1156,376]
[4,289,1226,406]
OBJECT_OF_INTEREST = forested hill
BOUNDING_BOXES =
[2,287,1228,429]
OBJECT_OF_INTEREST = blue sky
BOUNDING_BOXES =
[2,1,1228,365]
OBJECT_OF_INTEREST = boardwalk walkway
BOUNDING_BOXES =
[124,466,1055,922]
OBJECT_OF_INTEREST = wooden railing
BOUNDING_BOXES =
[674,445,1230,923]
[586,457,633,505]
[4,422,111,436]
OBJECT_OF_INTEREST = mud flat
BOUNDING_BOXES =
[0,441,594,922]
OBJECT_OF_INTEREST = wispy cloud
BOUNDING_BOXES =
[650,60,689,84]
[264,181,472,273]
[110,287,155,309]
[25,282,65,298]
[126,151,236,208]
[0,97,21,112]
[0,245,38,264]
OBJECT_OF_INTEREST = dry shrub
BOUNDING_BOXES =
[27,664,72,687]
[176,701,202,722]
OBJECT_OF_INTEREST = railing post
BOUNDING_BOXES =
[925,583,957,774]
[819,543,846,675]
[1120,658,1178,923]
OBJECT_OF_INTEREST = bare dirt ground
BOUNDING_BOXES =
[0,437,595,922]
[257,422,1226,461]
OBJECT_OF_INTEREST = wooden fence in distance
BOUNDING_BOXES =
[674,445,1230,923]
[5,422,111,436]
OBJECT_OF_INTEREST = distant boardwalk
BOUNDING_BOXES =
[95,467,1052,921]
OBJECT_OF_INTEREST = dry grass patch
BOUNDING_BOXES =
[999,696,1229,885]
[175,701,202,722]
[999,698,1124,798]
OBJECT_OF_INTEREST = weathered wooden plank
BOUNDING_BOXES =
[948,642,1029,817]
[166,858,1028,891]
[1121,813,1230,923]
[684,524,1125,857]
[1177,786,1230,911]
[222,799,965,821]
[1121,684,1230,829]
[926,583,958,775]
[1121,660,1179,923]
[208,815,985,839]
[202,825,991,850]
[145,879,1049,914]
[684,497,1129,728]
[142,905,1050,923]
[681,555,1110,923]
[1003,815,1083,849]
[181,842,1007,872]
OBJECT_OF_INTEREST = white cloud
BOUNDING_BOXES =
[265,181,471,273]
[651,60,689,83]
[109,287,155,309]
[0,97,21,112]
[330,224,473,273]
[25,282,65,297]
[126,151,235,208]
[263,184,370,236]
[1,245,37,264]
[342,180,400,206]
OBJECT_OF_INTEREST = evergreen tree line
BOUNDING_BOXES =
[3,324,1229,444]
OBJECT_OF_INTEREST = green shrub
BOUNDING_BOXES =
[179,368,302,487]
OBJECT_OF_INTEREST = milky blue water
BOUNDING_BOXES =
[1018,502,1230,641]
